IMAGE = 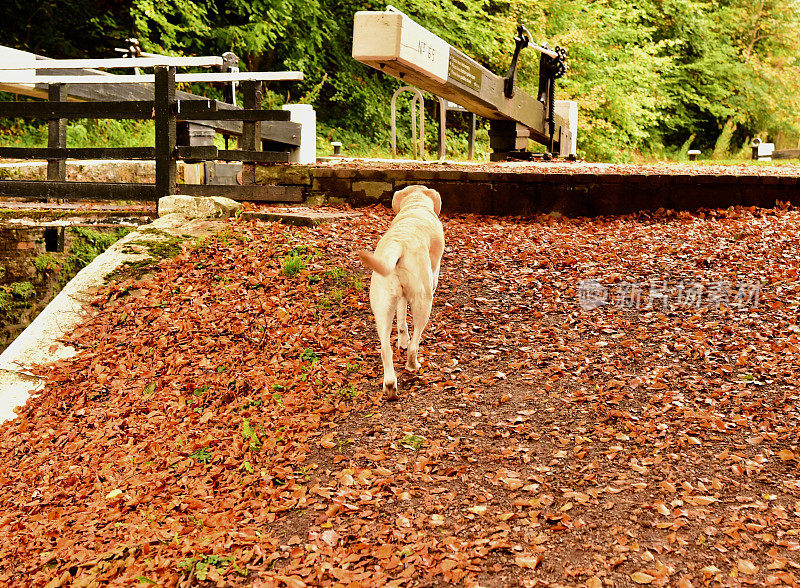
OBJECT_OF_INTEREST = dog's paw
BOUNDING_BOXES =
[405,359,421,372]
[397,334,409,350]
[383,380,398,400]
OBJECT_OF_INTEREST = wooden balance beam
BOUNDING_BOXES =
[352,6,576,159]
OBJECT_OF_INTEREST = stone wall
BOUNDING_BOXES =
[0,222,135,351]
[256,164,800,217]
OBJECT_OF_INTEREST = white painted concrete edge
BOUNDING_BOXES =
[0,213,208,424]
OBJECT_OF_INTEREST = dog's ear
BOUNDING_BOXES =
[391,185,418,213]
[423,188,442,215]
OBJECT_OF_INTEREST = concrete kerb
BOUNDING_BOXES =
[0,213,229,424]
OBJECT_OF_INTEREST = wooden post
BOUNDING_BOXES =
[154,66,176,200]
[47,84,67,202]
[240,80,262,185]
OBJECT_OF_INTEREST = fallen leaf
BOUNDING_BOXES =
[373,544,394,559]
[738,559,758,575]
[631,571,655,584]
[514,555,542,569]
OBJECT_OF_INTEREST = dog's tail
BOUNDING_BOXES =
[358,248,399,277]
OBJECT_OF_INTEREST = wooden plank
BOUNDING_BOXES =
[0,87,285,142]
[174,99,218,116]
[175,184,303,202]
[256,121,302,146]
[0,100,155,119]
[0,101,299,146]
[217,150,291,163]
[178,109,292,121]
[0,49,294,142]
[773,149,800,160]
[177,72,303,83]
[0,56,223,70]
[177,146,218,160]
[0,145,299,163]
[0,180,157,201]
[0,147,156,159]
[15,72,304,84]
[240,81,261,185]
[154,66,177,200]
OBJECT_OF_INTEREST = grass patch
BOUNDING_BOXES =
[189,447,212,464]
[334,383,359,400]
[282,253,307,277]
[300,347,319,364]
[282,244,318,278]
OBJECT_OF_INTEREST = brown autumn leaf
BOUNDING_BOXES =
[686,495,717,506]
[373,544,394,560]
[631,571,655,584]
[500,477,524,491]
[514,555,542,569]
[738,559,758,575]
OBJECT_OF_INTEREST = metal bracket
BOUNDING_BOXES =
[502,25,567,154]
[537,45,567,152]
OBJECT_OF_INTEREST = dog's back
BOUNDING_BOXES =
[360,191,443,286]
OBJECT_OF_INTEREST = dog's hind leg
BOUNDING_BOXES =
[396,297,409,349]
[406,296,432,371]
[372,292,399,399]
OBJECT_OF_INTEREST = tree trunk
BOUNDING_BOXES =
[712,116,737,160]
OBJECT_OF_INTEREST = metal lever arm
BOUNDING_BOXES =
[503,25,531,99]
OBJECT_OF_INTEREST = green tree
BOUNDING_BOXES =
[507,0,671,160]
[0,0,131,58]
[2,0,799,160]
[643,0,800,154]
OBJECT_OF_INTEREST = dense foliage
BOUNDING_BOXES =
[1,0,799,160]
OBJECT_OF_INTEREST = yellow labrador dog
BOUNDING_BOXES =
[359,185,444,399]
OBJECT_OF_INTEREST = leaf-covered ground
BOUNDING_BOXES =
[1,204,799,587]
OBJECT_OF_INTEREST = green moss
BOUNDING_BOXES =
[70,226,131,265]
[0,281,36,314]
[0,168,19,181]
[33,227,132,291]
[9,281,34,299]
[108,259,156,282]
[282,253,306,277]
[127,229,183,258]
[106,230,184,283]
[0,209,67,221]
[33,253,60,272]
